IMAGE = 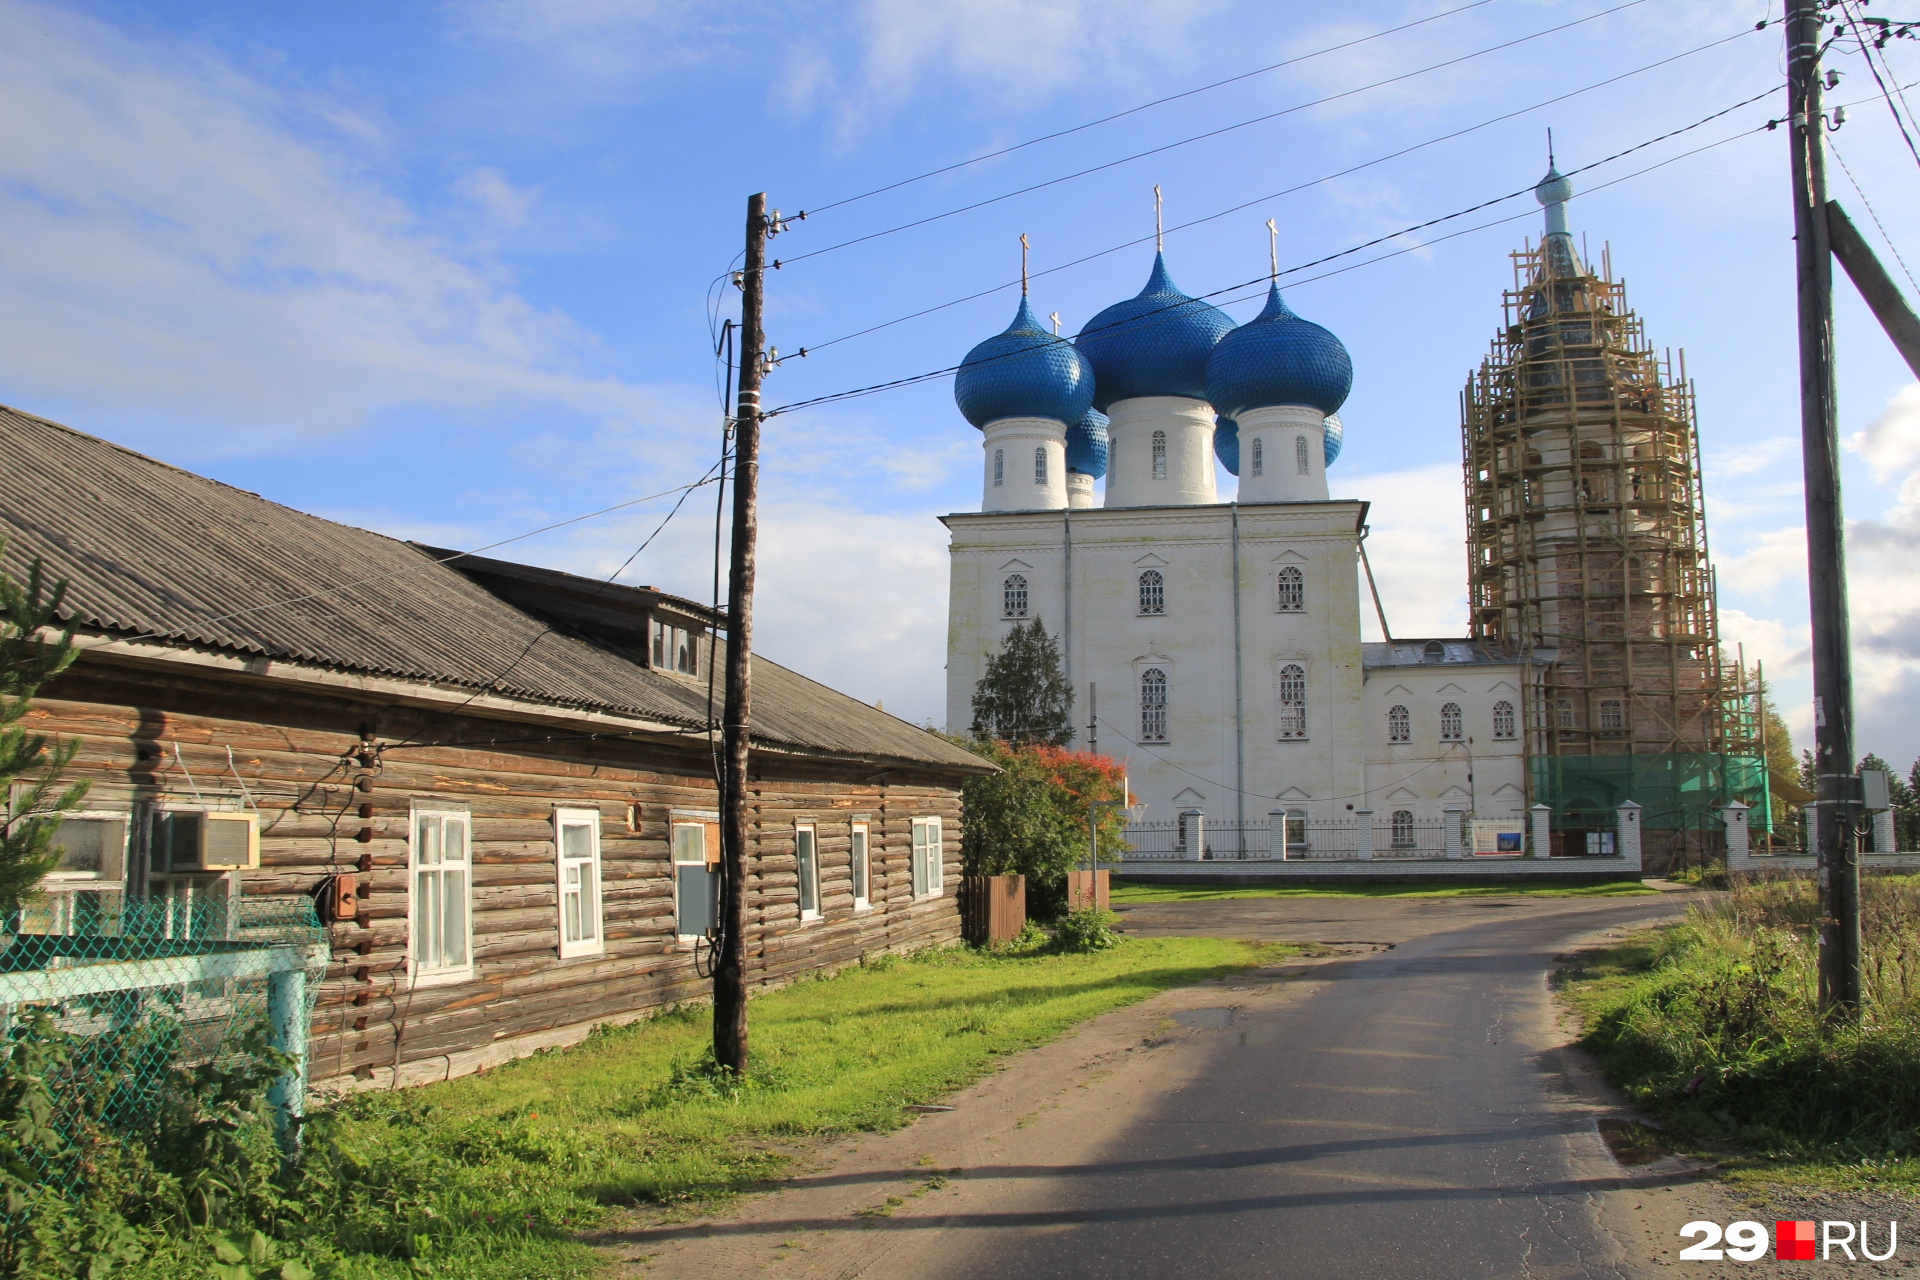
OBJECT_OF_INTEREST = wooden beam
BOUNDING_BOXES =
[1828,199,1920,381]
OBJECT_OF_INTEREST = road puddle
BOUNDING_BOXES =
[1172,1007,1234,1030]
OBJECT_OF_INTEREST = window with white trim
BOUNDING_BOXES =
[910,816,943,897]
[650,616,700,675]
[1251,437,1264,477]
[1295,435,1310,474]
[1003,573,1029,618]
[1138,569,1165,615]
[1599,699,1625,730]
[1387,704,1410,742]
[1492,700,1517,740]
[555,808,604,958]
[1278,663,1307,739]
[993,448,1004,487]
[1140,667,1168,742]
[1276,565,1304,612]
[1556,698,1575,729]
[851,822,871,910]
[1391,809,1415,849]
[672,819,719,939]
[1151,430,1167,479]
[1440,702,1464,742]
[411,809,472,986]
[796,824,821,920]
[1034,446,1047,485]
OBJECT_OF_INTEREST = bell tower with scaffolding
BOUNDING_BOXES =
[1460,161,1765,865]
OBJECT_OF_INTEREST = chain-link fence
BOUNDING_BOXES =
[0,894,328,1197]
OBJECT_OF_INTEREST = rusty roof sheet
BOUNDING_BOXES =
[0,404,985,774]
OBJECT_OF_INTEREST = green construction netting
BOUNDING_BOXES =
[0,894,326,1201]
[1531,752,1772,834]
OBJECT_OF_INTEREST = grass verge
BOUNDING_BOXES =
[1556,874,1920,1198]
[1111,878,1656,904]
[129,936,1282,1280]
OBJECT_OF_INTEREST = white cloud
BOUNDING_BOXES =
[1331,463,1469,640]
[0,1,646,438]
[1712,433,1796,477]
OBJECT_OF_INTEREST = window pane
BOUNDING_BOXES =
[418,816,440,866]
[444,870,468,967]
[797,829,817,913]
[418,869,441,967]
[852,828,868,900]
[445,817,468,864]
[673,825,704,863]
[562,823,592,860]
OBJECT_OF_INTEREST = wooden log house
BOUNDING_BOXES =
[0,406,992,1086]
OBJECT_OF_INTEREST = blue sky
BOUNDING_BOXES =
[4,0,1920,769]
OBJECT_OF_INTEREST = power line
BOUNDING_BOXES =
[802,0,1504,218]
[777,0,1668,269]
[1829,137,1920,296]
[795,25,1770,361]
[1836,0,1920,174]
[764,84,1786,419]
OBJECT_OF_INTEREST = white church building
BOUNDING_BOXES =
[941,243,1529,851]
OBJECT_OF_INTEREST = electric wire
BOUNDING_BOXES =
[1837,0,1920,174]
[777,0,1672,268]
[802,0,1505,217]
[763,84,1787,419]
[796,28,1773,360]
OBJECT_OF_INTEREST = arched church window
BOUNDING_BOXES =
[1278,663,1307,740]
[1599,699,1625,730]
[1034,446,1047,485]
[1152,430,1167,479]
[993,449,1004,487]
[1140,668,1168,742]
[1556,698,1575,729]
[1276,566,1304,612]
[1387,704,1410,743]
[1138,569,1165,616]
[1003,574,1028,619]
[1391,809,1415,849]
[1295,435,1310,475]
[1251,437,1264,477]
[1492,700,1516,740]
[1440,702,1463,741]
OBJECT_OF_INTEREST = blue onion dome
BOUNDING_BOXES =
[1204,282,1352,418]
[954,297,1096,429]
[1074,253,1236,411]
[1214,415,1239,477]
[1064,407,1110,478]
[1323,413,1344,467]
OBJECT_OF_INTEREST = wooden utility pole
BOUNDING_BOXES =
[1786,0,1861,1015]
[715,192,768,1071]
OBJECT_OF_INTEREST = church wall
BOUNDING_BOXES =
[1361,659,1528,819]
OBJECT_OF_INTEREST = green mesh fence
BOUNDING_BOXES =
[0,894,327,1198]
[1531,752,1773,834]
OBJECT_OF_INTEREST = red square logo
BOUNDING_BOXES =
[1777,1220,1817,1261]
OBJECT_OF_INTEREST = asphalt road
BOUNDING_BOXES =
[924,895,1690,1280]
[616,894,1716,1280]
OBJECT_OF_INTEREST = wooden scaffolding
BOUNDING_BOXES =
[1461,236,1764,862]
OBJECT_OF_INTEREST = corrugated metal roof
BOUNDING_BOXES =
[1361,639,1518,669]
[0,404,986,773]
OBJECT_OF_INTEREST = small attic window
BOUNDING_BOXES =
[650,615,700,676]
[1423,641,1445,663]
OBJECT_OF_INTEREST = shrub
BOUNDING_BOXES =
[1051,909,1123,953]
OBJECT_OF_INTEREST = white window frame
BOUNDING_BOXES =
[410,807,473,988]
[1151,430,1167,479]
[1599,699,1626,730]
[796,823,822,921]
[1138,569,1165,616]
[1387,704,1410,743]
[1278,662,1308,741]
[1295,434,1310,475]
[554,807,604,959]
[911,816,944,898]
[1251,436,1264,477]
[671,812,720,942]
[1003,573,1029,619]
[1034,445,1048,485]
[993,448,1005,487]
[1492,700,1517,740]
[1276,565,1304,613]
[1140,666,1169,743]
[1440,702,1464,742]
[851,822,872,911]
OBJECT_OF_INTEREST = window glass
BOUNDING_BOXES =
[993,448,1004,487]
[911,817,943,896]
[1391,810,1415,848]
[851,824,870,907]
[1296,435,1310,474]
[1493,700,1517,740]
[1251,437,1263,477]
[672,823,717,937]
[1387,704,1410,743]
[413,811,471,981]
[1440,702,1464,741]
[46,815,128,881]
[1278,664,1307,740]
[1599,699,1625,730]
[796,826,820,917]
[1034,446,1047,485]
[1003,573,1029,618]
[1140,668,1168,742]
[1138,569,1165,615]
[1276,566,1304,612]
[556,810,602,955]
[1151,430,1167,479]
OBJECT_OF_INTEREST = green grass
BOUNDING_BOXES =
[1556,877,1920,1198]
[130,936,1283,1280]
[1110,877,1657,904]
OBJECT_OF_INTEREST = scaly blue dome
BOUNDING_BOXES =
[1074,253,1236,411]
[1065,407,1110,478]
[1214,416,1239,477]
[1204,282,1352,418]
[1322,412,1344,467]
[954,297,1095,429]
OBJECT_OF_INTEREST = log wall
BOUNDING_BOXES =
[24,658,966,1086]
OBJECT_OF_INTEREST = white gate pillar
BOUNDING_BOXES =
[1179,809,1204,862]
[1354,809,1374,861]
[1722,801,1750,863]
[1530,803,1552,859]
[1616,801,1642,869]
[1442,805,1466,860]
[1268,810,1287,860]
